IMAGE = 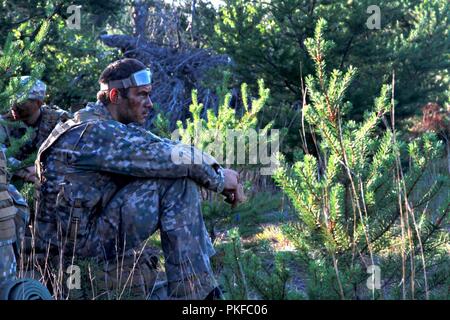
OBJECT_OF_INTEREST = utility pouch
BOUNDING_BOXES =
[55,175,118,245]
[56,182,102,244]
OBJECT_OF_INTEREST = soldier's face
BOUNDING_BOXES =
[118,85,153,125]
[11,99,41,122]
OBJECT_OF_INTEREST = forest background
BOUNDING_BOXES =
[0,0,448,300]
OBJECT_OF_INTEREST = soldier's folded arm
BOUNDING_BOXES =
[69,121,225,193]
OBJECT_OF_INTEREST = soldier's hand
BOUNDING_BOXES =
[222,169,246,207]
[223,183,246,207]
[24,166,36,183]
[223,168,239,190]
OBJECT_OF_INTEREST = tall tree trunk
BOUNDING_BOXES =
[132,0,150,40]
[190,0,197,46]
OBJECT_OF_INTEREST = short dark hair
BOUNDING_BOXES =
[97,58,147,105]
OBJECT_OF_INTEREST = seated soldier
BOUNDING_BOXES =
[0,76,71,184]
[35,58,245,299]
[0,77,71,254]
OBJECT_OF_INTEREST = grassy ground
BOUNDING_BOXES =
[147,190,308,300]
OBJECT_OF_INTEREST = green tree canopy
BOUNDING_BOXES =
[211,0,449,119]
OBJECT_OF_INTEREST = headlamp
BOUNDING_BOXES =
[100,68,152,91]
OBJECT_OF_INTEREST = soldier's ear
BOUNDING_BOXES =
[30,100,42,111]
[36,100,44,108]
[109,88,119,104]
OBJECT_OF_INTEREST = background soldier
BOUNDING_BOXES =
[0,76,71,184]
[35,58,245,299]
[0,76,71,256]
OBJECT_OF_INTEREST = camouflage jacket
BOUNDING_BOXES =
[35,101,224,251]
[0,105,72,166]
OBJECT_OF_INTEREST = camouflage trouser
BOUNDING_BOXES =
[0,239,16,284]
[80,177,217,300]
[7,184,30,251]
[0,184,30,285]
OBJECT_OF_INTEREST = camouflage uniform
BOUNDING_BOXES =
[0,150,18,285]
[0,148,53,300]
[0,78,67,298]
[0,104,72,165]
[0,105,71,252]
[35,101,225,299]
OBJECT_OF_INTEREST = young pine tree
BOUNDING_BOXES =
[175,79,270,167]
[0,19,50,203]
[273,19,449,300]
